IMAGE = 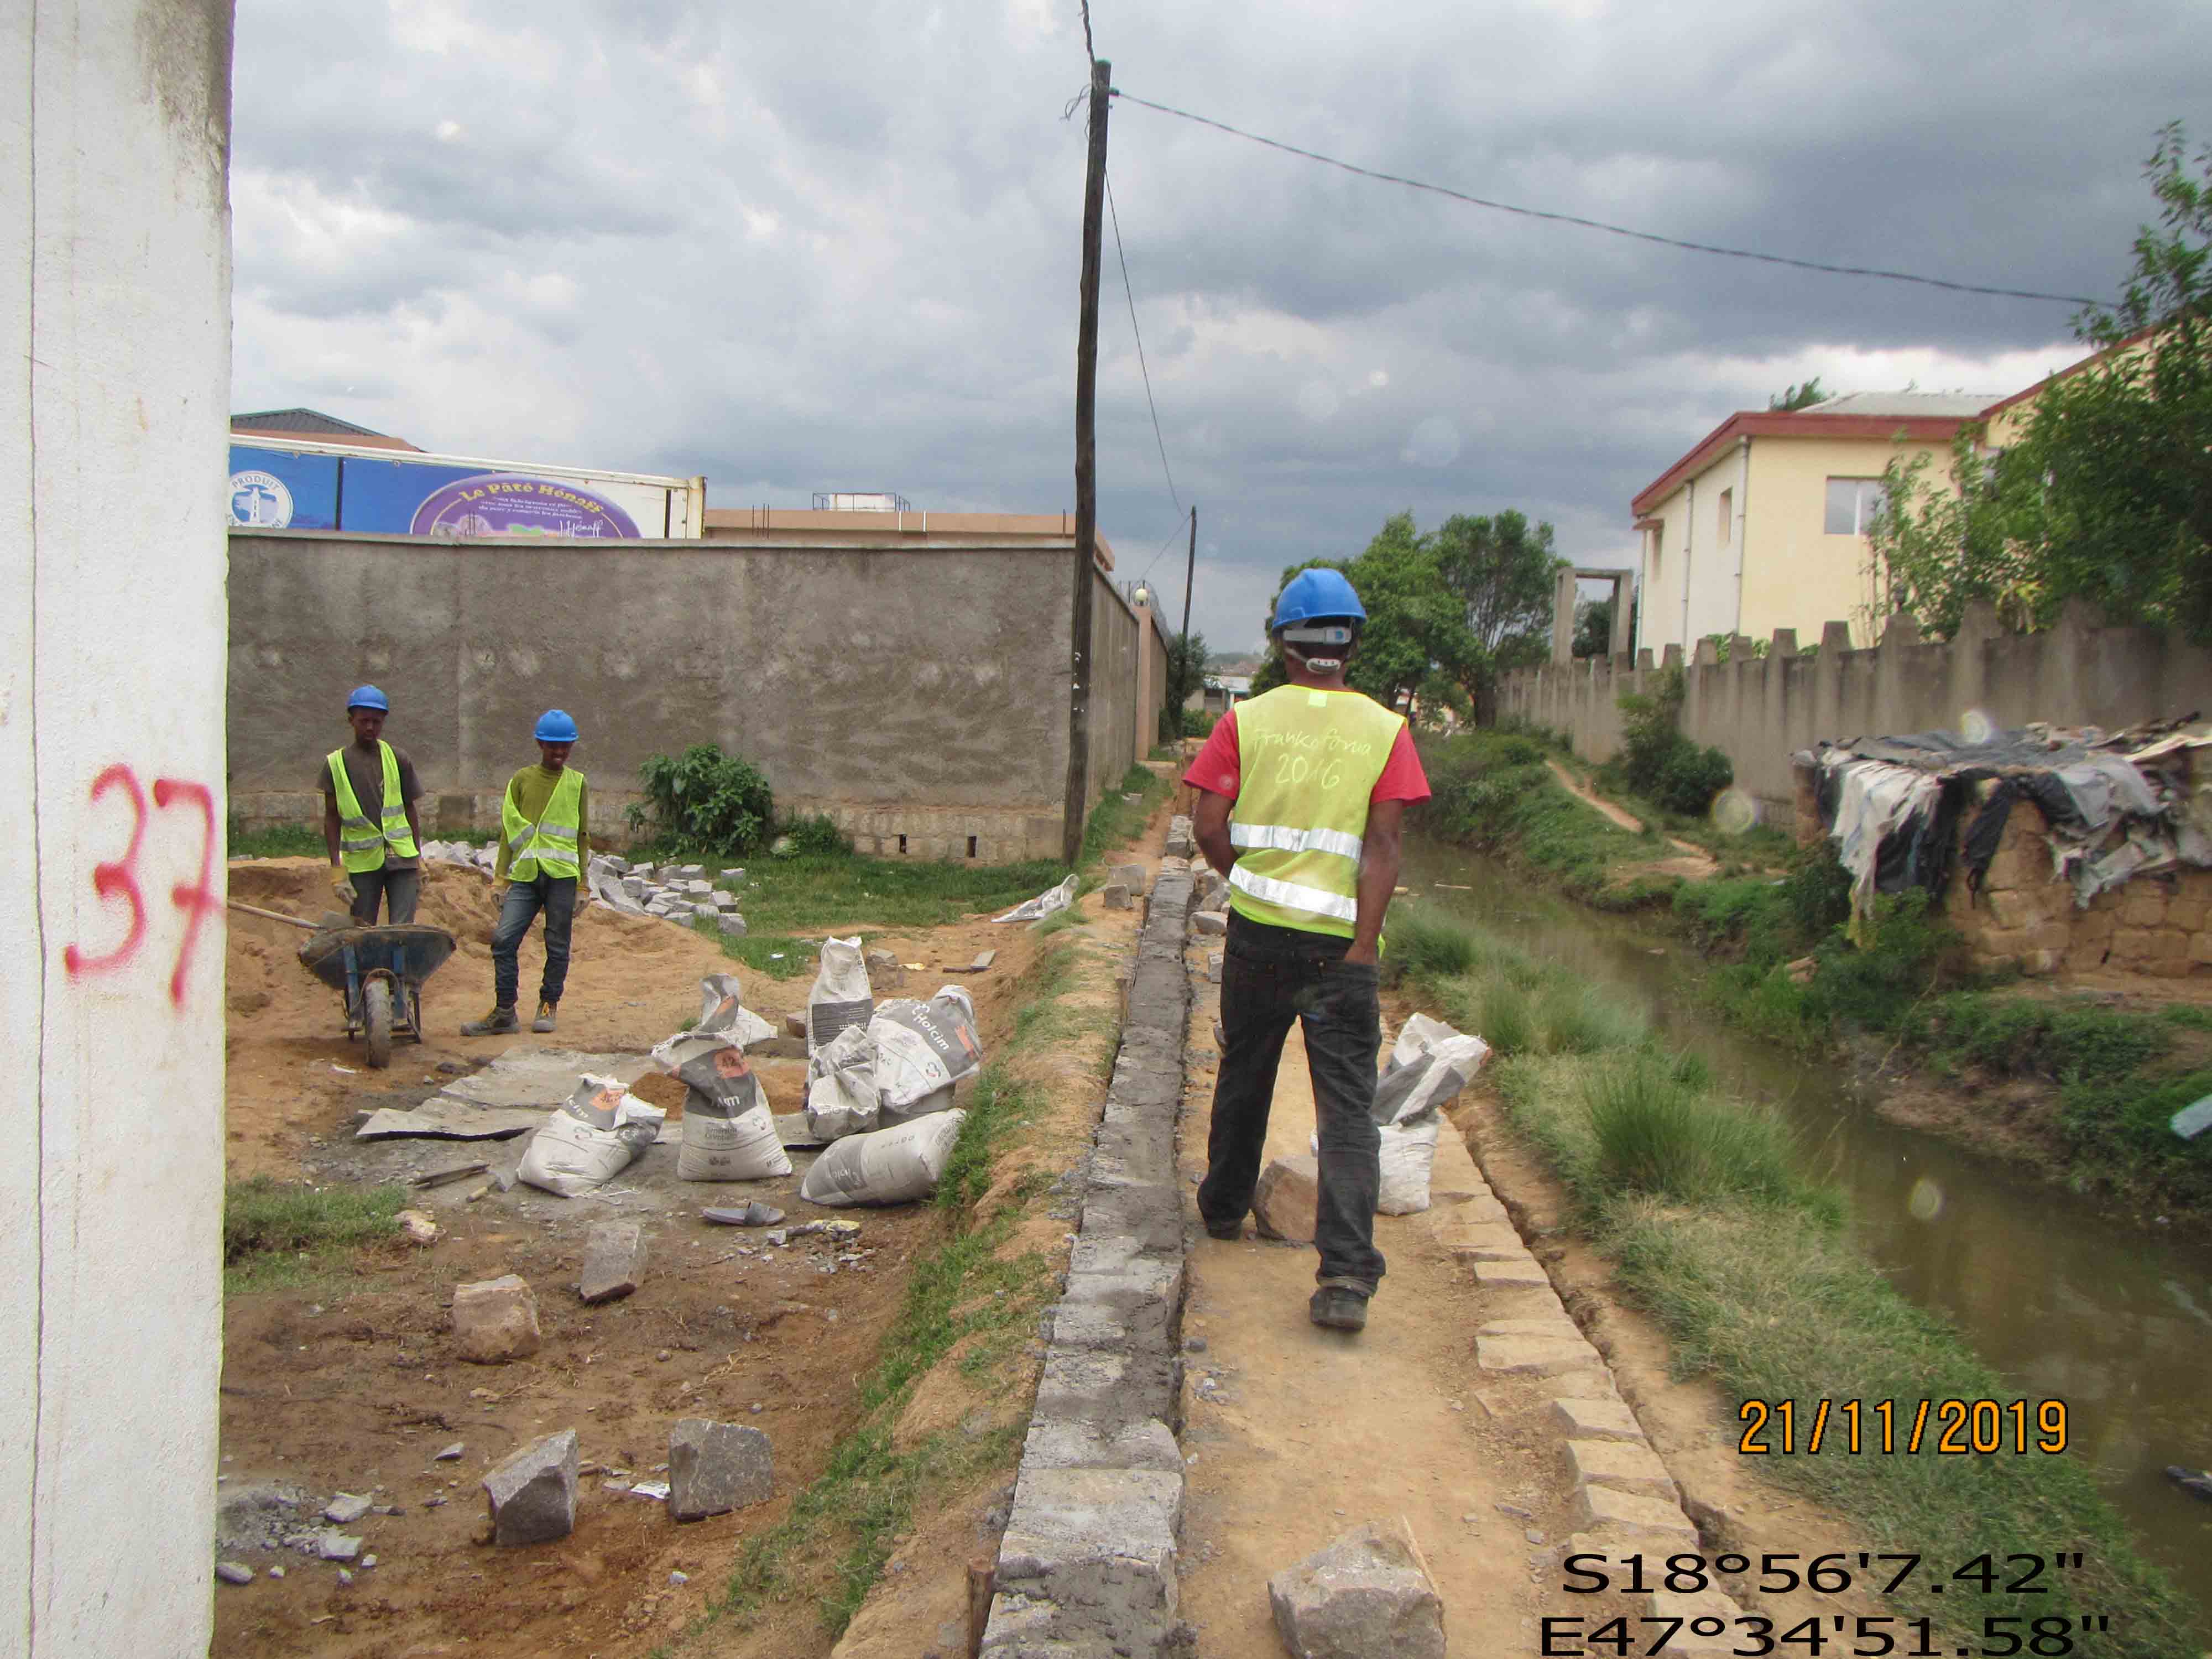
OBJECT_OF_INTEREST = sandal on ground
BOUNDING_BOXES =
[702,1202,786,1228]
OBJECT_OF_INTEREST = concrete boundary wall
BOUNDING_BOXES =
[228,532,1166,862]
[983,853,1193,1655]
[1499,598,2212,816]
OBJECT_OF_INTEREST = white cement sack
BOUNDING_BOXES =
[804,1023,880,1141]
[798,1110,966,1207]
[807,936,873,1052]
[677,1086,790,1181]
[993,874,1078,924]
[691,973,777,1050]
[1306,1115,1443,1215]
[869,987,982,1112]
[881,1082,956,1128]
[518,1076,666,1197]
[1371,1012,1491,1126]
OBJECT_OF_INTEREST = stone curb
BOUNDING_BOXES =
[982,852,1195,1657]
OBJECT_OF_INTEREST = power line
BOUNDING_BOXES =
[1134,505,1192,587]
[1112,90,2100,308]
[1106,171,1182,520]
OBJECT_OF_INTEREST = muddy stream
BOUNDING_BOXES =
[1404,838,2212,1615]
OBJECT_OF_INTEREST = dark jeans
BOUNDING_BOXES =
[1199,910,1385,1292]
[492,874,576,1009]
[351,867,420,926]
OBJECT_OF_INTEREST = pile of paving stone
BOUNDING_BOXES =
[585,854,748,936]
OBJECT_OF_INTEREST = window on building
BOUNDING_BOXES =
[1717,488,1733,546]
[1646,526,1661,578]
[1824,477,1886,535]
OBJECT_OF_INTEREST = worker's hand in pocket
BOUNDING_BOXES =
[331,870,358,905]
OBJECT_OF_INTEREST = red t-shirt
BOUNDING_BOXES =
[1182,702,1431,804]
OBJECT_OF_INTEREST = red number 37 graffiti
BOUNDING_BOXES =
[60,764,222,1008]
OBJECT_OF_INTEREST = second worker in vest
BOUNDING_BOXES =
[462,709,591,1038]
[1182,569,1431,1333]
[322,684,425,925]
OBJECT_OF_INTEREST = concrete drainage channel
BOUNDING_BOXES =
[979,850,1197,1657]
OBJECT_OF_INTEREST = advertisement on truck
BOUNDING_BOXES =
[227,436,706,539]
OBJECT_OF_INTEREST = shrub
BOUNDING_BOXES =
[1655,742,1734,816]
[780,813,853,857]
[631,743,775,854]
[1181,707,1217,739]
[1616,667,1688,797]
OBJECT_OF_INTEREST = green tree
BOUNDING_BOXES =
[1871,123,2212,640]
[1769,376,1830,411]
[1432,509,1566,721]
[1160,629,1209,742]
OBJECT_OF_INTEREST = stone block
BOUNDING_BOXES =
[452,1274,540,1363]
[717,913,748,937]
[1435,1219,1531,1261]
[483,1429,577,1546]
[2191,932,2212,966]
[1190,910,1227,936]
[1100,883,1132,910]
[1206,951,1223,984]
[323,1493,373,1525]
[2168,898,2207,933]
[864,950,905,991]
[1021,1416,1183,1473]
[1109,862,1148,894]
[668,1418,775,1521]
[2151,927,2191,962]
[1474,1258,1551,1290]
[1253,1155,1319,1244]
[578,1220,647,1305]
[1267,1516,1445,1659]
[2121,892,2168,928]
[995,1467,1182,1630]
[1477,1332,1599,1376]
[1571,1483,1697,1545]
[1648,1589,1744,1653]
[1566,1438,1677,1503]
[1550,1397,1646,1444]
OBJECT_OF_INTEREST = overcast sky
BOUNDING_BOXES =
[229,1,2207,654]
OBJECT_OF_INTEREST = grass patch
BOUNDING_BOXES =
[227,817,326,859]
[1080,763,1169,865]
[1383,902,2200,1658]
[223,1177,406,1295]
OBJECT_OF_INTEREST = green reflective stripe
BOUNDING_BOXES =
[1229,822,1363,861]
[1229,864,1359,923]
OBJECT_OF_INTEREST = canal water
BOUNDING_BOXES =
[1401,838,2212,1614]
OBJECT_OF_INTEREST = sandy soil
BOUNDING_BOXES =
[213,830,1160,1659]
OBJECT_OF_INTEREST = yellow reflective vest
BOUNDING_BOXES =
[503,766,586,881]
[326,742,419,873]
[1225,685,1403,937]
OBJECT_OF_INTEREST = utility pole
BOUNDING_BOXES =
[1061,55,1110,870]
[1180,502,1196,642]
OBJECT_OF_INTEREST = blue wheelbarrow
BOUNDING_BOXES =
[234,901,459,1070]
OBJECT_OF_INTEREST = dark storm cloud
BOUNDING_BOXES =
[229,0,2209,649]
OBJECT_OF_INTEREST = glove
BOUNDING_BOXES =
[331,870,358,905]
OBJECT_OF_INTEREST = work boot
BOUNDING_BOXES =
[1203,1214,1244,1241]
[531,1000,559,1034]
[1308,1281,1371,1332]
[461,1005,519,1036]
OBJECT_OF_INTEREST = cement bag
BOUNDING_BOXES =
[1371,1012,1491,1126]
[869,987,982,1114]
[692,973,776,1050]
[993,874,1078,924]
[804,1023,880,1141]
[880,1083,955,1129]
[1307,1116,1442,1216]
[807,936,873,1052]
[518,1076,666,1198]
[677,1084,790,1181]
[799,1110,967,1207]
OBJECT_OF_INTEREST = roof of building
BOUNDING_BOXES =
[702,507,1116,567]
[1804,391,2002,418]
[1630,399,1981,516]
[231,409,420,451]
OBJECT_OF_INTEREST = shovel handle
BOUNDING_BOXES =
[226,898,324,932]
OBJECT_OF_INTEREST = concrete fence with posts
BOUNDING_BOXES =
[1499,597,2212,820]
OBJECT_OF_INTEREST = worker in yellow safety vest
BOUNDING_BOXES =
[462,709,590,1037]
[1182,568,1431,1332]
[321,684,424,925]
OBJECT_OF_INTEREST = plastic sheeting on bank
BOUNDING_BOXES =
[1804,718,2212,921]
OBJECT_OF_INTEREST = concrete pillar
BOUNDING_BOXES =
[1609,573,1634,661]
[6,5,233,1653]
[1551,566,1578,665]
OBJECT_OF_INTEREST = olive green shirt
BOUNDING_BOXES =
[493,764,591,881]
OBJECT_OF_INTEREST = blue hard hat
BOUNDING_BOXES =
[346,684,390,712]
[1271,568,1368,631]
[534,708,581,743]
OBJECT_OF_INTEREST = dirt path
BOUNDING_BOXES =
[1545,759,1718,878]
[1174,969,1567,1653]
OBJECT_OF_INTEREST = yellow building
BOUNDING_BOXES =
[1629,392,1994,655]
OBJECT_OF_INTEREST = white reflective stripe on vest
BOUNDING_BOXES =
[1229,821,1364,862]
[1229,864,1358,924]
